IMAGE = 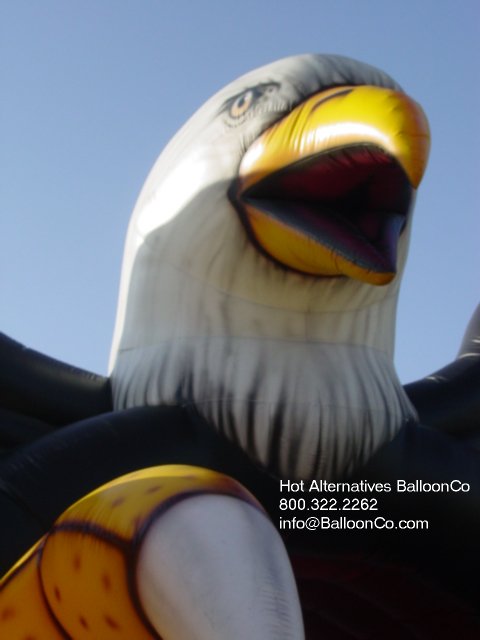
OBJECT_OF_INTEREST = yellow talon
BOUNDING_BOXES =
[0,465,263,639]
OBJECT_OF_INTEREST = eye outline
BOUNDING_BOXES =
[229,89,256,119]
[222,82,280,124]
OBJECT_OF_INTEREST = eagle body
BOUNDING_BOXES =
[1,53,479,639]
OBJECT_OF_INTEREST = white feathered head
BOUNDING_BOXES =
[110,54,430,480]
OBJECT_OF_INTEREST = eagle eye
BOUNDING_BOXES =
[229,90,256,119]
[224,83,281,124]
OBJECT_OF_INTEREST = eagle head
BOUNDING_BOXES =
[109,54,430,480]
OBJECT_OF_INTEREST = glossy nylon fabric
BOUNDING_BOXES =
[0,465,260,640]
[108,54,420,482]
[0,324,480,638]
[0,408,480,640]
[405,304,480,436]
[0,51,479,638]
[0,333,111,429]
[1,305,478,578]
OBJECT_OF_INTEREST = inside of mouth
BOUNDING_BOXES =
[242,145,413,274]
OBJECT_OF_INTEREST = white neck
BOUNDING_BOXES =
[110,214,416,480]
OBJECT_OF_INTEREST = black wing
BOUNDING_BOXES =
[404,304,480,438]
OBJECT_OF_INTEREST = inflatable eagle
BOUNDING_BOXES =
[1,54,480,639]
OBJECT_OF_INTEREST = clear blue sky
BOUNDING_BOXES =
[1,1,478,383]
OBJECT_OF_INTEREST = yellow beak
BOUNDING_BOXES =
[232,85,430,285]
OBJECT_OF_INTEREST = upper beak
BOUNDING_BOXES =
[231,85,430,285]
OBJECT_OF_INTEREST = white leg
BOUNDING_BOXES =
[136,494,305,640]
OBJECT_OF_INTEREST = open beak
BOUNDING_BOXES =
[231,85,430,285]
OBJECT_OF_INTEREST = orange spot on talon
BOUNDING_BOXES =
[104,614,121,630]
[73,553,82,571]
[79,615,89,629]
[1,606,15,620]
[101,572,112,592]
[145,484,162,494]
